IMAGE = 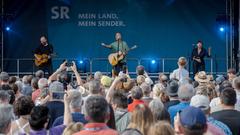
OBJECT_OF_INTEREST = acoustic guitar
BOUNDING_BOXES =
[34,53,56,66]
[108,45,137,66]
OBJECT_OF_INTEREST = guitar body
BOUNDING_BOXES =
[107,45,137,66]
[108,52,124,66]
[35,54,49,66]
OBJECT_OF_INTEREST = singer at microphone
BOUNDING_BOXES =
[191,40,211,76]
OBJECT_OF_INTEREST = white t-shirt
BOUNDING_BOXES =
[170,68,189,82]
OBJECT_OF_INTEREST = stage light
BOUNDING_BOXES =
[151,60,156,64]
[5,26,10,31]
[219,27,225,32]
[79,60,83,64]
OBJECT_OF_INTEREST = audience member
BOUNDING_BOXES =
[164,79,180,109]
[74,96,118,135]
[35,70,44,79]
[0,90,10,104]
[128,104,154,135]
[128,86,144,112]
[227,68,236,83]
[0,104,14,134]
[11,96,34,134]
[46,81,65,129]
[0,72,10,85]
[149,99,170,123]
[174,106,207,135]
[168,84,194,124]
[190,94,232,135]
[111,91,130,132]
[53,90,87,127]
[170,57,189,84]
[210,88,240,135]
[232,77,240,111]
[21,75,33,96]
[140,82,152,105]
[148,121,174,135]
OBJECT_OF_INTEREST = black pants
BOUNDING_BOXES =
[193,61,205,75]
[37,63,53,76]
[113,61,126,75]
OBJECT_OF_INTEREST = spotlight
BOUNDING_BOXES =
[79,60,83,64]
[5,26,10,31]
[151,60,156,64]
[219,27,225,32]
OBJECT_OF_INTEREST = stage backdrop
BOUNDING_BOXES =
[4,0,227,74]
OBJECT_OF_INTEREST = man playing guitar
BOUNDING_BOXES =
[102,32,129,77]
[34,36,54,75]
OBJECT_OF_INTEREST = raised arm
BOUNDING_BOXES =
[63,91,73,125]
[101,43,112,49]
[71,61,83,86]
[106,76,122,103]
[48,61,67,83]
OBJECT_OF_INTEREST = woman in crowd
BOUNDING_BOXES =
[10,96,34,135]
[128,104,154,135]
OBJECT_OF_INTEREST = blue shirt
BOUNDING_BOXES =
[168,102,190,125]
[52,112,87,127]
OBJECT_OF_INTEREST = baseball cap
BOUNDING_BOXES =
[0,72,9,81]
[179,106,207,129]
[49,81,64,93]
[190,95,210,110]
[166,80,179,97]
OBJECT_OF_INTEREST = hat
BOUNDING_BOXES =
[194,71,210,83]
[0,72,9,81]
[166,80,179,96]
[101,75,112,87]
[190,95,210,110]
[215,75,225,85]
[49,81,64,93]
[179,106,207,129]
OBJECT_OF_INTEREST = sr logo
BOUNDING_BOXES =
[51,6,70,19]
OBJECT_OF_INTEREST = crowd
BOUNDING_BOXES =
[0,57,240,135]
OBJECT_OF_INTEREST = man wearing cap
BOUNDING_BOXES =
[164,80,180,110]
[174,106,207,135]
[46,81,65,129]
[0,72,9,86]
[190,94,232,135]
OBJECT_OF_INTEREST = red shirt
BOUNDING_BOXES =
[74,123,118,135]
[32,89,41,102]
[128,99,145,112]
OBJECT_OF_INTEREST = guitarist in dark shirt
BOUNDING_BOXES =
[34,36,53,75]
[191,40,211,76]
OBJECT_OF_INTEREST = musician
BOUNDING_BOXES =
[34,36,53,75]
[191,40,211,75]
[102,32,129,76]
